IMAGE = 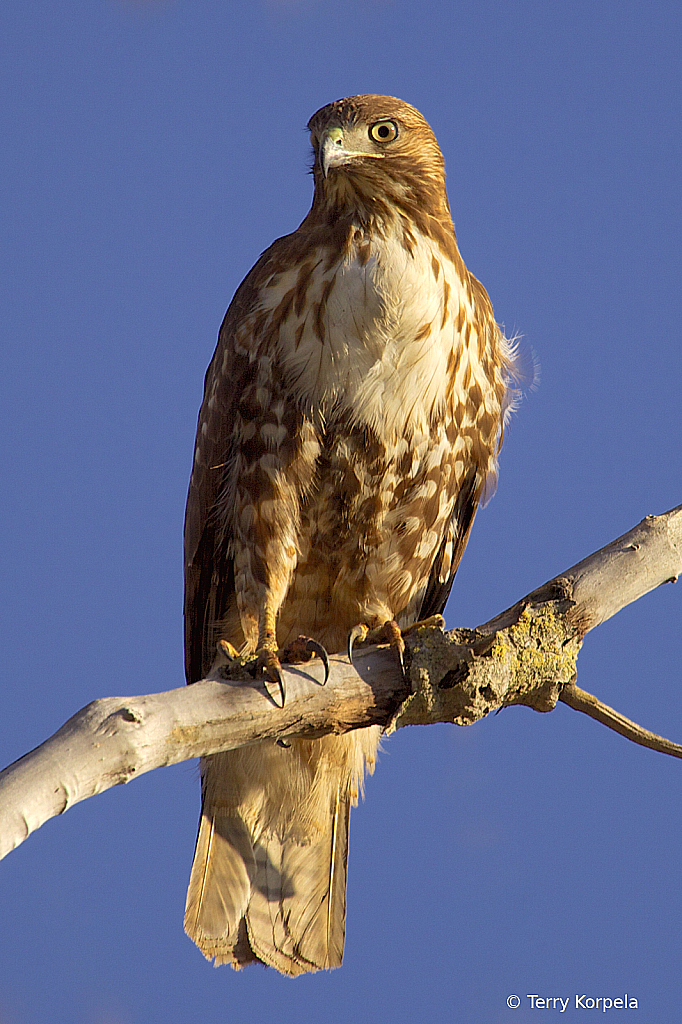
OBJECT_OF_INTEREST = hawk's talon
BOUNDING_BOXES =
[347,623,369,665]
[348,619,406,678]
[279,634,330,685]
[384,620,406,680]
[396,643,406,680]
[254,635,330,704]
[256,648,286,708]
[267,667,286,709]
[303,638,329,685]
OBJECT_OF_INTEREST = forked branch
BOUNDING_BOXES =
[0,504,680,861]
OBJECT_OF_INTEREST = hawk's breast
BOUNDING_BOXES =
[269,226,475,444]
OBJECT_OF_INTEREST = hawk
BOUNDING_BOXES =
[183,95,520,975]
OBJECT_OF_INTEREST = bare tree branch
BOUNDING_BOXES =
[1,504,680,862]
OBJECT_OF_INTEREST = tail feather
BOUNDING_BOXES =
[246,787,350,973]
[183,812,254,960]
[184,728,379,975]
[289,787,349,969]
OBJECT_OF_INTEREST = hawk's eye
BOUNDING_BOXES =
[369,120,398,144]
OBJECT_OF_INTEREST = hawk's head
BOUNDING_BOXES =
[307,95,450,225]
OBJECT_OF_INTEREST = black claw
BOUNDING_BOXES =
[304,638,329,685]
[263,667,286,708]
[396,646,406,680]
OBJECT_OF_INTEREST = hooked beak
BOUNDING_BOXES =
[319,127,349,178]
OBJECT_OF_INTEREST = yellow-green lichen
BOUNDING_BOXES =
[392,605,582,730]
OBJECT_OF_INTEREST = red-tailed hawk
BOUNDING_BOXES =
[183,95,520,975]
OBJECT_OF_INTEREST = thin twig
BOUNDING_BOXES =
[559,682,682,759]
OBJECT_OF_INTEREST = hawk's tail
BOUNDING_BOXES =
[184,728,380,975]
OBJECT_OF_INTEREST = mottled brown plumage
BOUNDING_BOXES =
[183,95,520,974]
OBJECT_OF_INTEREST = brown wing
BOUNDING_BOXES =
[418,464,481,621]
[183,217,334,683]
[420,272,512,623]
[184,238,290,684]
[183,318,243,684]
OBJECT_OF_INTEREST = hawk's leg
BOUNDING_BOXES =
[347,614,446,675]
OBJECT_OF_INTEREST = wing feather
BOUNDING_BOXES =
[419,465,482,620]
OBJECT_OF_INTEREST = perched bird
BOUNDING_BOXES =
[183,94,522,975]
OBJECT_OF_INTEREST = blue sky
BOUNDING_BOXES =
[1,1,681,1021]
